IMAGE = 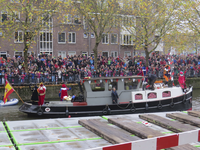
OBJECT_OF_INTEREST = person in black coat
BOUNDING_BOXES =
[111,87,119,104]
[145,74,157,90]
[30,85,39,101]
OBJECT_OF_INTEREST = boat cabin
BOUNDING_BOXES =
[82,76,144,105]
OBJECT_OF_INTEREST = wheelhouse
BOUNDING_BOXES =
[82,76,144,105]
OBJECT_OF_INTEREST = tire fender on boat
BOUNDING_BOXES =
[157,103,162,109]
[145,103,148,110]
[170,102,175,108]
[66,108,69,117]
[37,108,43,116]
[182,96,187,104]
[130,106,136,113]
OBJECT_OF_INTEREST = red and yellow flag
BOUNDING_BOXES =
[3,80,14,104]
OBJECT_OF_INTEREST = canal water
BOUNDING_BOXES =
[0,89,200,121]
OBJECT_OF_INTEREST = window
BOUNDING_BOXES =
[40,31,53,53]
[0,52,7,59]
[135,94,143,100]
[83,16,87,29]
[68,32,76,43]
[58,51,66,59]
[111,51,118,57]
[11,11,20,21]
[102,33,109,44]
[148,92,157,99]
[10,0,19,3]
[58,32,66,43]
[65,14,72,24]
[91,33,95,38]
[0,32,3,36]
[26,32,35,43]
[14,51,23,57]
[124,78,138,90]
[108,80,118,91]
[102,52,109,57]
[1,11,7,22]
[82,52,88,57]
[124,51,131,57]
[90,80,105,92]
[162,91,171,97]
[74,15,81,24]
[120,34,134,45]
[14,31,23,43]
[111,33,118,44]
[64,14,81,24]
[83,33,88,38]
[68,51,76,56]
[27,51,34,56]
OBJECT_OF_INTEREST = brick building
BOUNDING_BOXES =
[0,1,146,59]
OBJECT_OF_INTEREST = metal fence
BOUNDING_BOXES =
[0,68,199,86]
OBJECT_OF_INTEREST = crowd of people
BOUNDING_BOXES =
[0,52,199,85]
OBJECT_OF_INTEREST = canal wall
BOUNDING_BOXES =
[0,78,199,101]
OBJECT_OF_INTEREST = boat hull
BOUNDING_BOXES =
[19,90,192,117]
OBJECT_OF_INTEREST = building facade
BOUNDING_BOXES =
[0,1,146,59]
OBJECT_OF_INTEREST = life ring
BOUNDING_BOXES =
[157,103,162,109]
[37,108,43,116]
[170,102,175,108]
[130,106,136,113]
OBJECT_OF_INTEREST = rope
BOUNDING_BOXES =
[114,101,132,109]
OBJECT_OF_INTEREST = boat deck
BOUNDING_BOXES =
[2,111,200,150]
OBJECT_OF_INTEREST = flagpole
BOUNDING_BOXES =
[6,80,24,103]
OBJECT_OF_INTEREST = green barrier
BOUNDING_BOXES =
[9,125,83,132]
[162,131,173,134]
[136,122,142,124]
[130,134,135,137]
[170,119,175,121]
[17,137,103,146]
[194,145,200,147]
[182,111,188,114]
[101,116,108,120]
[0,144,14,147]
[5,122,18,146]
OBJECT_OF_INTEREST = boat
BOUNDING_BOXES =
[19,76,193,117]
[0,98,19,107]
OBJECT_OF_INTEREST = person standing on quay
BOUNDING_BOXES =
[37,82,46,105]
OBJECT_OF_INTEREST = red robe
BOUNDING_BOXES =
[37,86,46,105]
[178,75,186,89]
[60,87,68,101]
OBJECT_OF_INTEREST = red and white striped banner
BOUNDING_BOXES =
[87,129,200,150]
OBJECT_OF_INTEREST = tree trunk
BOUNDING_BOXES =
[23,45,28,74]
[23,32,29,74]
[145,45,149,67]
[93,42,99,70]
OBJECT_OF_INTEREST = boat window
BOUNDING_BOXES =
[90,80,105,92]
[135,94,143,100]
[148,92,157,99]
[108,80,118,91]
[124,78,138,90]
[162,91,171,97]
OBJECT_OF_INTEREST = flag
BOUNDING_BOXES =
[3,80,14,104]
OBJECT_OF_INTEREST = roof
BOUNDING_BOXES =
[82,75,144,81]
